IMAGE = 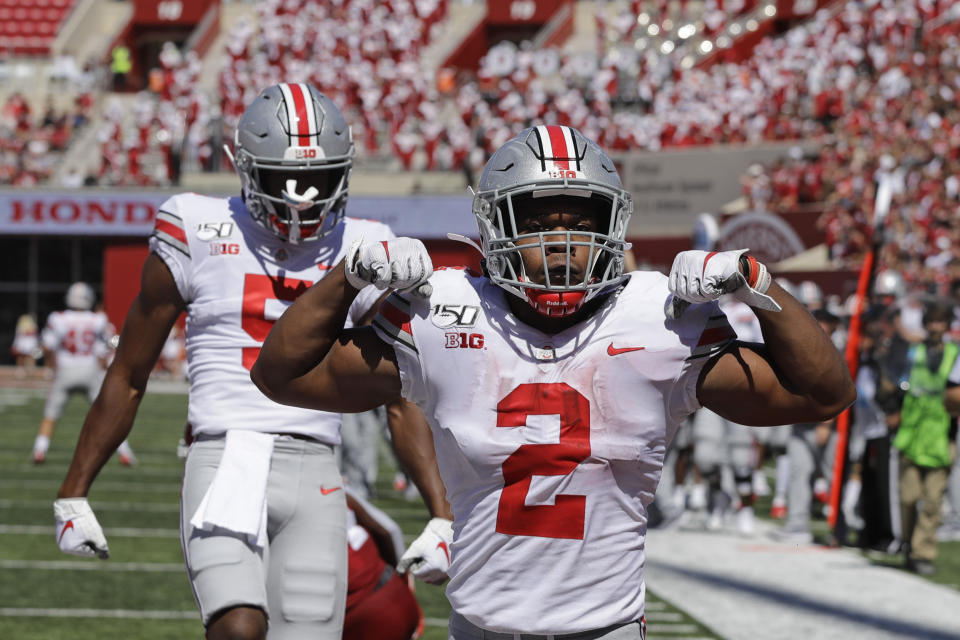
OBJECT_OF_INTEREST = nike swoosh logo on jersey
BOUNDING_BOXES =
[436,541,450,563]
[320,486,342,495]
[607,343,646,356]
[58,520,74,544]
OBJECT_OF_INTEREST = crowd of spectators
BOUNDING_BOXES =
[95,42,218,187]
[732,1,960,301]
[0,91,92,186]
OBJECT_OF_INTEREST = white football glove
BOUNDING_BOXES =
[668,249,780,317]
[344,237,433,297]
[397,517,453,585]
[53,497,109,559]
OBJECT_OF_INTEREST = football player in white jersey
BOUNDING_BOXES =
[31,282,135,466]
[52,84,450,640]
[253,125,856,638]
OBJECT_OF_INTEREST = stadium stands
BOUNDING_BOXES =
[0,0,76,57]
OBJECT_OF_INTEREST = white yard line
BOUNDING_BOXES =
[424,617,449,627]
[0,607,197,619]
[2,465,184,478]
[0,499,180,512]
[0,524,180,538]
[1,479,183,493]
[647,624,702,634]
[0,560,183,572]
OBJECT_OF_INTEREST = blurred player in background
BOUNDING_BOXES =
[343,486,422,640]
[11,312,41,376]
[253,126,855,638]
[32,282,135,466]
[52,84,450,640]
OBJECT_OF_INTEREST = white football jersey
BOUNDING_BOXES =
[373,269,735,634]
[42,310,113,369]
[149,193,391,443]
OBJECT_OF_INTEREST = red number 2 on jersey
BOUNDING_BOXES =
[240,273,312,371]
[495,383,591,540]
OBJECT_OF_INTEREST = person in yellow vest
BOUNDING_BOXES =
[110,44,132,91]
[894,303,960,575]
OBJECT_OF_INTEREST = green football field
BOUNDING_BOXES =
[0,389,722,640]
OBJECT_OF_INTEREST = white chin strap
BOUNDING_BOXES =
[281,180,321,243]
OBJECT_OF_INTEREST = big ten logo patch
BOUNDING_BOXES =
[445,332,484,349]
[210,243,241,256]
[431,304,480,328]
[547,169,579,179]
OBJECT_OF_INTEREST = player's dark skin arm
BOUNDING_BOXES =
[251,261,402,412]
[698,280,856,426]
[386,398,452,519]
[252,265,453,519]
[58,254,185,498]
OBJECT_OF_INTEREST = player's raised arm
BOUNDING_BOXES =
[669,249,856,426]
[251,237,432,413]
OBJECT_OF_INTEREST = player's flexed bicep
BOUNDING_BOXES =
[670,249,855,426]
[253,237,432,413]
[696,342,817,425]
[692,292,855,426]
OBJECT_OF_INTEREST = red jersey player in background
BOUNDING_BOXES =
[253,125,855,638]
[344,486,423,640]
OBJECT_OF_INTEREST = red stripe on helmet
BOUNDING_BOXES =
[287,83,311,146]
[546,125,569,170]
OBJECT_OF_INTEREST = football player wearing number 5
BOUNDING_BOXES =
[253,125,856,639]
[53,84,450,640]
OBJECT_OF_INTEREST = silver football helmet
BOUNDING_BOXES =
[65,282,95,311]
[228,83,353,243]
[471,125,632,317]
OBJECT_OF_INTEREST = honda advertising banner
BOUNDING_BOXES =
[0,192,476,239]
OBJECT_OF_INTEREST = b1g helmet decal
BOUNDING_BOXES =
[471,125,633,317]
[228,83,354,244]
